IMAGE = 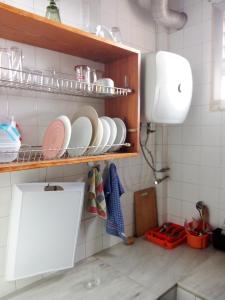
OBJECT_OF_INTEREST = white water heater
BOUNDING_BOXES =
[142,51,193,124]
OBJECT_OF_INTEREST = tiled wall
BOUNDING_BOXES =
[166,0,225,228]
[0,0,156,296]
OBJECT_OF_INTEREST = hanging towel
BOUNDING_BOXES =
[104,163,126,240]
[87,166,107,220]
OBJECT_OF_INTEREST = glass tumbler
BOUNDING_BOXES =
[74,65,91,91]
[111,27,123,43]
[85,262,101,289]
[10,47,23,82]
[0,48,12,81]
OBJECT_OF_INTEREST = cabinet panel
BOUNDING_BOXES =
[105,53,140,153]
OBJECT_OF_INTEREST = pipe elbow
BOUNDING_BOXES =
[152,0,187,30]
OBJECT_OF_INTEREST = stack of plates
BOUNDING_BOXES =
[42,105,127,159]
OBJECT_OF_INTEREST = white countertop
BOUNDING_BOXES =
[2,238,224,300]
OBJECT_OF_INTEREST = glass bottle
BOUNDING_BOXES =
[45,0,61,23]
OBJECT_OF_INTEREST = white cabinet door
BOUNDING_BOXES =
[177,287,195,300]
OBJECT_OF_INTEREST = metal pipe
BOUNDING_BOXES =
[151,0,187,30]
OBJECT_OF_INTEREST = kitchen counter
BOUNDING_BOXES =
[178,250,225,300]
[2,238,224,300]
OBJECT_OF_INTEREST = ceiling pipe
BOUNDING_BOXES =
[151,0,187,30]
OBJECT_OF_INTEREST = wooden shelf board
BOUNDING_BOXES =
[0,152,138,173]
[0,3,139,63]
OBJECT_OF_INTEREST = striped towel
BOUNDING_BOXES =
[87,166,107,220]
[104,163,126,240]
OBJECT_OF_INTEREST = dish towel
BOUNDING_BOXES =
[87,166,107,220]
[104,163,126,240]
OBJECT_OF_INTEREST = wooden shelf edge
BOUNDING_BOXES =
[0,152,139,173]
[0,3,140,62]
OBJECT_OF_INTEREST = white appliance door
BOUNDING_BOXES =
[5,182,85,281]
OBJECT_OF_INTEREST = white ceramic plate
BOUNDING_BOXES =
[85,118,103,155]
[71,105,98,146]
[100,116,117,153]
[95,118,110,155]
[110,118,126,151]
[68,116,92,157]
[57,115,72,157]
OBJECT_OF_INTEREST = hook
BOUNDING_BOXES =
[104,160,113,168]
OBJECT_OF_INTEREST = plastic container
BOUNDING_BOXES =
[186,231,209,249]
[186,221,209,249]
[0,122,21,162]
[145,223,187,249]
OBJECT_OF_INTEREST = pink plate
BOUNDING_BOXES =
[42,119,66,160]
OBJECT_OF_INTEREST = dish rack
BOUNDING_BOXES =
[0,67,133,98]
[0,143,131,164]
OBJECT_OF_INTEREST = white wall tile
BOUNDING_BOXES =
[167,197,182,216]
[182,126,201,146]
[201,126,221,146]
[166,0,223,233]
[181,164,200,184]
[74,243,86,263]
[4,0,34,12]
[0,173,10,188]
[200,146,221,167]
[181,182,199,203]
[181,146,201,165]
[183,24,203,47]
[85,237,103,257]
[85,218,104,242]
[168,145,182,163]
[184,1,202,28]
[168,181,182,199]
[168,126,182,145]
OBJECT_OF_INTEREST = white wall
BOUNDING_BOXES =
[166,0,225,228]
[0,0,156,296]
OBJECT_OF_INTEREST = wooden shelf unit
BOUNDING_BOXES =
[0,3,140,173]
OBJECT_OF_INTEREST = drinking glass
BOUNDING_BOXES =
[81,0,100,33]
[74,65,91,91]
[31,70,43,86]
[0,48,12,81]
[111,27,123,43]
[85,262,101,289]
[10,47,23,82]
